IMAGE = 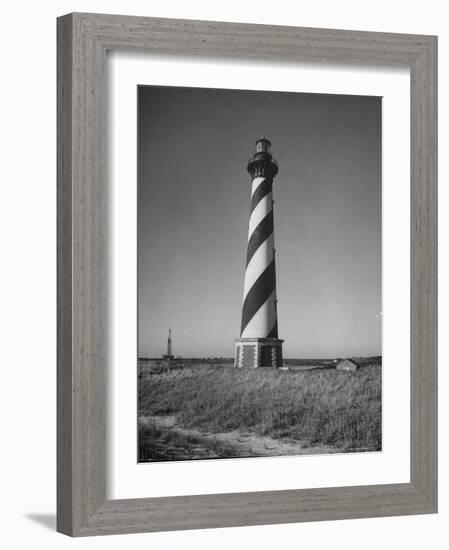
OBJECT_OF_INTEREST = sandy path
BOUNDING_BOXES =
[139,415,338,458]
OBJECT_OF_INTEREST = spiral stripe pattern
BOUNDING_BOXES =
[240,175,278,338]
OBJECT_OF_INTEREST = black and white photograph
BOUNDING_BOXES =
[137,85,382,462]
[1,1,441,544]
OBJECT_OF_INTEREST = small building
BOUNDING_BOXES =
[336,358,359,372]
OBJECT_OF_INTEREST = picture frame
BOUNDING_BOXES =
[57,12,437,536]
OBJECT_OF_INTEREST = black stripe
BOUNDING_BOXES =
[266,321,278,339]
[246,210,274,266]
[250,178,272,214]
[241,260,276,335]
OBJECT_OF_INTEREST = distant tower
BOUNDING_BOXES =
[234,138,283,368]
[163,328,174,360]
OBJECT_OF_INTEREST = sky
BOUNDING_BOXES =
[138,85,381,358]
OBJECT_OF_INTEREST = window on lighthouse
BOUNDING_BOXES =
[256,139,270,153]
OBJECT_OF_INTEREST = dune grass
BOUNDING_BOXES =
[138,423,238,461]
[139,364,381,451]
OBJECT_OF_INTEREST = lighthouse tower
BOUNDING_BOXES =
[163,328,174,360]
[234,138,283,368]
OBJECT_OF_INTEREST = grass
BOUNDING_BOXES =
[138,423,237,461]
[139,362,381,452]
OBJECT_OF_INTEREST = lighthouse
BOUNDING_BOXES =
[163,328,174,360]
[234,138,283,368]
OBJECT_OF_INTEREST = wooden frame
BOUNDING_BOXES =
[57,12,437,536]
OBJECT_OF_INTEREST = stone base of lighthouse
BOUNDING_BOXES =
[234,338,283,368]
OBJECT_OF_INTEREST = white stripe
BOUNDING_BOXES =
[241,290,277,338]
[247,192,272,241]
[250,176,266,196]
[243,234,274,299]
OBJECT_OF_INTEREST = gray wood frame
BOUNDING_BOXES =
[57,12,437,537]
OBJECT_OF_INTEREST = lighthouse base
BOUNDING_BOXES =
[234,338,283,369]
